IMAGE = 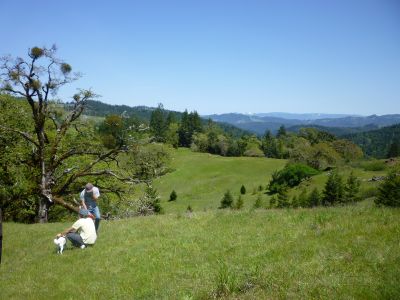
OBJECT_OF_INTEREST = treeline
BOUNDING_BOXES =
[149,107,364,171]
[343,124,400,158]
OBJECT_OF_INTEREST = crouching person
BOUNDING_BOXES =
[58,209,97,249]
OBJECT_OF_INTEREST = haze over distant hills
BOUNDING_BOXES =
[204,112,400,135]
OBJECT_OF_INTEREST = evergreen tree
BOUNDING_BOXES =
[276,189,289,208]
[298,188,309,207]
[145,185,163,214]
[375,167,400,207]
[308,188,321,207]
[240,185,246,195]
[220,190,234,209]
[169,190,177,201]
[269,195,277,208]
[149,103,167,142]
[235,195,244,209]
[344,172,361,203]
[322,171,344,206]
[387,141,400,158]
[276,125,287,138]
[254,194,263,208]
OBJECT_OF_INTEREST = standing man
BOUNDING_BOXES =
[58,209,97,249]
[80,183,101,232]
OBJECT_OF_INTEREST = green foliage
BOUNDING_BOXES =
[344,124,400,158]
[361,160,387,171]
[169,190,177,202]
[235,195,244,209]
[387,141,400,158]
[344,172,361,203]
[308,188,321,207]
[150,103,168,142]
[276,189,289,208]
[30,46,44,58]
[297,188,308,207]
[60,63,72,74]
[145,185,163,214]
[220,190,234,209]
[376,166,400,207]
[253,194,263,208]
[240,185,246,195]
[322,171,344,206]
[268,163,319,194]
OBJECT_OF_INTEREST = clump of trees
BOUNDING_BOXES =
[268,170,361,209]
[267,163,319,194]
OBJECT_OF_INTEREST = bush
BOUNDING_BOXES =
[375,167,400,207]
[240,185,246,195]
[361,160,386,171]
[169,190,177,201]
[253,194,263,208]
[322,171,344,206]
[235,195,244,209]
[268,163,319,194]
[220,190,234,209]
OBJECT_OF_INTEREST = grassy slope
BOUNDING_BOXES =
[1,207,399,299]
[154,148,287,212]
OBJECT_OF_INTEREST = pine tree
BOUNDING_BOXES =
[169,190,177,201]
[308,188,321,207]
[298,188,308,207]
[276,125,287,138]
[235,195,244,209]
[387,141,400,158]
[149,103,167,142]
[375,167,400,207]
[240,185,246,195]
[344,172,361,203]
[145,185,163,214]
[276,189,289,208]
[322,171,344,206]
[269,195,277,208]
[254,194,263,208]
[220,190,234,209]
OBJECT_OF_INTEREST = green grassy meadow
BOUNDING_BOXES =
[1,149,398,299]
[1,206,399,299]
[154,148,287,212]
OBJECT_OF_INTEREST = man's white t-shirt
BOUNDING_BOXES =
[79,186,100,201]
[72,218,97,244]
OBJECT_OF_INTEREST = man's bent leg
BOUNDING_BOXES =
[66,232,85,247]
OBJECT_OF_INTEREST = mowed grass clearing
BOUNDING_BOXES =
[1,206,399,299]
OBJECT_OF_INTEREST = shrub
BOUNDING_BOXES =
[344,172,361,203]
[308,188,321,207]
[253,194,263,208]
[268,163,319,194]
[169,190,177,201]
[235,195,244,209]
[375,167,400,207]
[322,171,344,206]
[361,160,386,171]
[220,190,234,209]
[240,185,246,195]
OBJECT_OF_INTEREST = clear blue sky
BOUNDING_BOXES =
[1,0,399,115]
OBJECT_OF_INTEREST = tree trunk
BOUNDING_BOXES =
[37,198,48,223]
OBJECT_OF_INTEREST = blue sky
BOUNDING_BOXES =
[1,0,399,115]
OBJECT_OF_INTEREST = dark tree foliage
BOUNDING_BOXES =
[344,124,400,158]
[344,172,361,203]
[235,195,244,209]
[240,185,246,195]
[150,103,167,142]
[308,188,321,207]
[268,163,319,194]
[375,167,400,207]
[322,171,344,206]
[387,141,400,158]
[219,190,234,209]
[276,125,287,138]
[169,190,177,201]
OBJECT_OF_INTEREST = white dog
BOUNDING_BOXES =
[54,235,67,254]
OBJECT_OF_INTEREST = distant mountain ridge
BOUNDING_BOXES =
[204,112,400,135]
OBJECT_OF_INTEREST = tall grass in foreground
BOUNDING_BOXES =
[1,205,399,299]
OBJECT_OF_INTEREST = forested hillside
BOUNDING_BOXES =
[343,124,400,158]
